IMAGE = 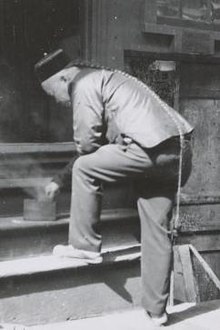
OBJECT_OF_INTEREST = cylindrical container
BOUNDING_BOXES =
[23,198,56,221]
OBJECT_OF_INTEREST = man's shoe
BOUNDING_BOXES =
[53,244,103,264]
[145,311,168,327]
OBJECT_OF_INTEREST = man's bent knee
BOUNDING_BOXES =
[72,155,93,177]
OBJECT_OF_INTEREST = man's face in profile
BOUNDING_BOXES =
[41,70,71,107]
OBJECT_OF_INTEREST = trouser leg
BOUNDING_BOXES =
[68,138,192,313]
[69,157,103,252]
[137,188,175,315]
[69,143,155,252]
[137,137,192,315]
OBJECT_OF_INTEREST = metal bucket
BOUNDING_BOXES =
[23,198,56,221]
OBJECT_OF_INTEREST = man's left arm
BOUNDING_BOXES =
[71,74,105,155]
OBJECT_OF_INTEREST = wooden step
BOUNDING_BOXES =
[0,209,140,261]
[0,183,136,217]
[1,206,220,262]
[0,244,141,326]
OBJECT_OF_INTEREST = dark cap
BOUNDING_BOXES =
[34,49,70,82]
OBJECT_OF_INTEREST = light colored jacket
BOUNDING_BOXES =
[70,68,193,155]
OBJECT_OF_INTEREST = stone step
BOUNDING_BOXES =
[0,182,136,218]
[0,208,140,261]
[1,205,219,262]
[0,244,141,326]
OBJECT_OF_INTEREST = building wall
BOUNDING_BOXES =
[85,0,220,193]
[83,0,220,277]
[180,62,220,195]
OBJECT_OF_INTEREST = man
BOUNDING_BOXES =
[35,49,193,326]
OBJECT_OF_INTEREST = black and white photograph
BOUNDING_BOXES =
[0,1,219,329]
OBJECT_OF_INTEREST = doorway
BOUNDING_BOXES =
[0,0,80,143]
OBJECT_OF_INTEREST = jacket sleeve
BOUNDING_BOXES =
[71,74,105,155]
[52,154,79,188]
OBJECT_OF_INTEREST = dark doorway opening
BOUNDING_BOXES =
[0,0,80,143]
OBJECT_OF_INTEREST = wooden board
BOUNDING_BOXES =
[180,99,220,194]
[190,245,220,302]
[176,245,198,302]
[181,30,213,55]
[173,244,220,303]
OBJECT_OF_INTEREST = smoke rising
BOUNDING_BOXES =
[0,154,52,201]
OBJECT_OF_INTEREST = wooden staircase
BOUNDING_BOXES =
[0,143,142,326]
[0,208,142,326]
[0,244,142,325]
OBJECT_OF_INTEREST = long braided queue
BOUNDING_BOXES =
[72,61,184,242]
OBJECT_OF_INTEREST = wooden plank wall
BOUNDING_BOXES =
[179,62,220,198]
[180,63,220,195]
[179,62,220,276]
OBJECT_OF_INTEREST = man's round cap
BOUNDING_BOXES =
[34,49,70,82]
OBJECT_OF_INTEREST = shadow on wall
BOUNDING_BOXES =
[0,59,26,142]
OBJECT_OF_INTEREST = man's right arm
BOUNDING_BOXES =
[52,154,78,187]
[45,154,79,199]
[71,71,105,155]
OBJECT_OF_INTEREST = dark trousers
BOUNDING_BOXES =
[69,136,192,315]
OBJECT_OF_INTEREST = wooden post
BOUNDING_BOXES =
[178,245,199,302]
[189,244,220,301]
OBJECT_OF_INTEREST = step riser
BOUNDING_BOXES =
[0,260,141,326]
[2,217,220,262]
[0,182,136,217]
[0,219,140,261]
